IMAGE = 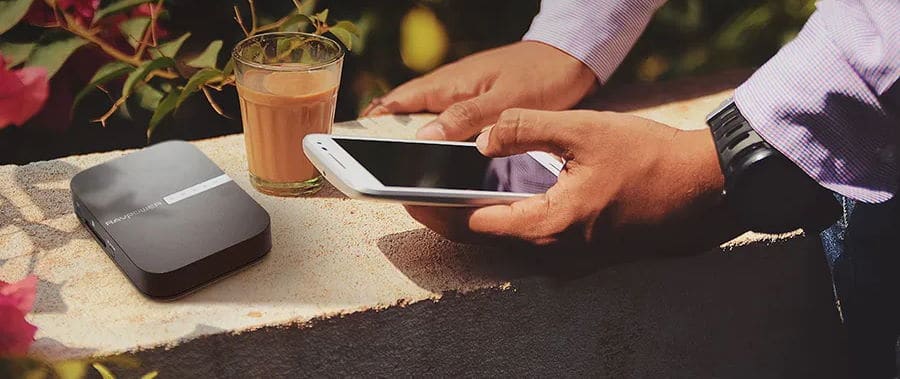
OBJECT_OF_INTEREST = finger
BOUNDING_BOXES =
[360,97,384,117]
[475,108,586,158]
[417,90,507,141]
[365,77,452,117]
[467,190,570,245]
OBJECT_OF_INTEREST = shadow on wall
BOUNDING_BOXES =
[2,161,89,314]
[375,228,603,293]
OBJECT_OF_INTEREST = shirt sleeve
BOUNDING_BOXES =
[734,0,900,203]
[522,0,667,84]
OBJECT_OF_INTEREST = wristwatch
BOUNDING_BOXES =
[706,98,840,234]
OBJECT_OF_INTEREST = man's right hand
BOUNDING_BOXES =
[361,41,597,141]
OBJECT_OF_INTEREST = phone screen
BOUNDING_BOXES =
[335,138,558,193]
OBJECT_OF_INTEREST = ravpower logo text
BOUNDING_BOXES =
[104,201,163,226]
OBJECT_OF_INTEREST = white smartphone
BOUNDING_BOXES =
[302,134,562,206]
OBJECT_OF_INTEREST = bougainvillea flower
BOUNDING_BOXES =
[0,275,38,357]
[130,3,170,41]
[0,275,36,315]
[64,0,102,24]
[0,56,49,129]
[25,0,100,27]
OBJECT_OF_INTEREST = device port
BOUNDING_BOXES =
[83,218,109,249]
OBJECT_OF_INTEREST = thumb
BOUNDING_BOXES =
[475,108,584,158]
[416,90,507,141]
[468,186,573,245]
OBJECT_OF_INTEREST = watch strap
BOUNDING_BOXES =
[705,98,840,233]
[707,98,770,183]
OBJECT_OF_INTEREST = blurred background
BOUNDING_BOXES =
[0,0,814,165]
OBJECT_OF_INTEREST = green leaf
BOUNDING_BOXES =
[221,57,235,76]
[119,17,150,48]
[140,372,159,379]
[314,9,329,23]
[295,0,317,14]
[72,61,133,111]
[53,360,88,379]
[176,67,220,109]
[25,36,88,78]
[275,35,303,59]
[91,363,115,379]
[186,40,222,69]
[150,32,190,59]
[0,0,33,34]
[148,87,180,138]
[122,56,175,98]
[133,82,163,110]
[331,20,359,37]
[329,21,359,51]
[714,5,773,50]
[328,25,354,51]
[0,41,36,68]
[279,13,314,32]
[93,0,152,24]
[87,62,133,86]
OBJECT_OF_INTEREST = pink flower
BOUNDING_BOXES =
[131,3,169,40]
[0,55,49,130]
[24,0,100,27]
[63,0,101,24]
[0,275,38,357]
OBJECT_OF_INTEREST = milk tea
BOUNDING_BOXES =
[236,69,339,194]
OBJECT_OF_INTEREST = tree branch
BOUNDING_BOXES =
[202,87,233,119]
[67,23,143,66]
[93,97,126,127]
[233,5,250,36]
[134,0,164,59]
[248,0,258,34]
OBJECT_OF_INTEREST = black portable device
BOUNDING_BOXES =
[70,141,271,299]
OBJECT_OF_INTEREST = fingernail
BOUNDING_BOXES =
[361,97,383,116]
[368,105,392,116]
[475,130,490,153]
[417,121,447,140]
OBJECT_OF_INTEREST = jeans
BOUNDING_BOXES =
[821,194,900,378]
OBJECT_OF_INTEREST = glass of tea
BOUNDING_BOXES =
[232,32,344,196]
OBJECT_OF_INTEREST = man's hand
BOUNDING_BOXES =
[362,41,596,141]
[405,109,740,252]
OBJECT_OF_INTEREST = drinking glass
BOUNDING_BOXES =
[232,32,344,196]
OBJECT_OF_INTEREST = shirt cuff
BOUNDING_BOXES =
[734,10,899,203]
[522,0,663,84]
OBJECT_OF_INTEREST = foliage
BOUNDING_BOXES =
[0,0,359,139]
[0,0,817,165]
[619,0,815,83]
[0,274,155,378]
[0,355,157,379]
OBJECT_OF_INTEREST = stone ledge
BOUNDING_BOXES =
[0,71,847,376]
[115,236,847,377]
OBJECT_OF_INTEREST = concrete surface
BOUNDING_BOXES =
[119,236,846,378]
[0,71,848,376]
